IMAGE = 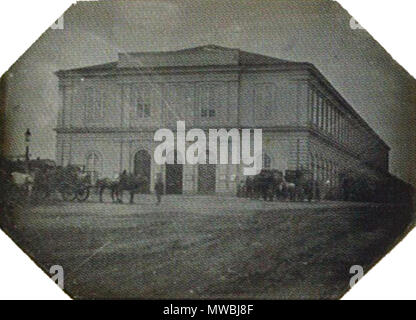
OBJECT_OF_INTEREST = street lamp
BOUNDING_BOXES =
[24,128,31,161]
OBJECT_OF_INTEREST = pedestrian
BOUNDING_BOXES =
[154,174,164,205]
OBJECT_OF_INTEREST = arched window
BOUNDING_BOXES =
[85,152,102,183]
[263,153,272,169]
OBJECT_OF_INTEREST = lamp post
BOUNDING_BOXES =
[24,128,31,163]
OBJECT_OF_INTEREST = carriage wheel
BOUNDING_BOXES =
[61,188,76,201]
[76,187,90,202]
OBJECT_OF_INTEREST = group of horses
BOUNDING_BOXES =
[238,169,320,202]
[0,163,149,205]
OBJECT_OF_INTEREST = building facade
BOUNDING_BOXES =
[55,45,389,194]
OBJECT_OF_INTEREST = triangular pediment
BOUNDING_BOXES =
[118,45,240,68]
[56,45,300,74]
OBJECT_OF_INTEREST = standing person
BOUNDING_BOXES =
[154,174,164,205]
[116,170,128,203]
[237,179,245,198]
[246,176,253,199]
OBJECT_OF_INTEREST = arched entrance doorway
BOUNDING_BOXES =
[165,150,183,194]
[134,150,151,193]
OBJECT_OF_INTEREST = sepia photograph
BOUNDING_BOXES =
[0,0,415,301]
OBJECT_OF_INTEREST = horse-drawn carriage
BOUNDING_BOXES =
[32,164,93,202]
[238,168,320,202]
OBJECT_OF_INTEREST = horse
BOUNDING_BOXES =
[243,170,284,201]
[10,171,34,197]
[258,170,283,201]
[97,173,148,204]
[97,178,119,203]
[246,171,270,200]
[279,179,296,201]
[116,174,148,203]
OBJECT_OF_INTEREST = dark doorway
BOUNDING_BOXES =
[134,150,151,193]
[165,151,183,194]
[198,163,216,194]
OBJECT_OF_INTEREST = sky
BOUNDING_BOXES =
[2,0,415,185]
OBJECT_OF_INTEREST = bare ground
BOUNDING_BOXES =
[0,194,413,299]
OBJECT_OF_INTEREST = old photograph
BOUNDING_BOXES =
[0,0,415,299]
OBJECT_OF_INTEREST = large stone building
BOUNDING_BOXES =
[55,45,389,195]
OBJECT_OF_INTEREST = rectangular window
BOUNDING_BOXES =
[84,87,104,121]
[315,93,320,126]
[342,117,347,143]
[312,89,319,126]
[200,87,210,118]
[316,94,321,128]
[345,121,348,144]
[136,88,151,119]
[254,83,275,120]
[319,95,325,130]
[328,103,333,134]
[324,100,329,133]
[95,89,101,116]
[200,84,221,119]
[337,112,342,141]
[85,88,94,120]
[346,121,351,145]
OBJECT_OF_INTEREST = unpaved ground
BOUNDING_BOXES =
[1,194,413,299]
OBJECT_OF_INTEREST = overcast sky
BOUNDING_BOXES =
[2,0,415,185]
